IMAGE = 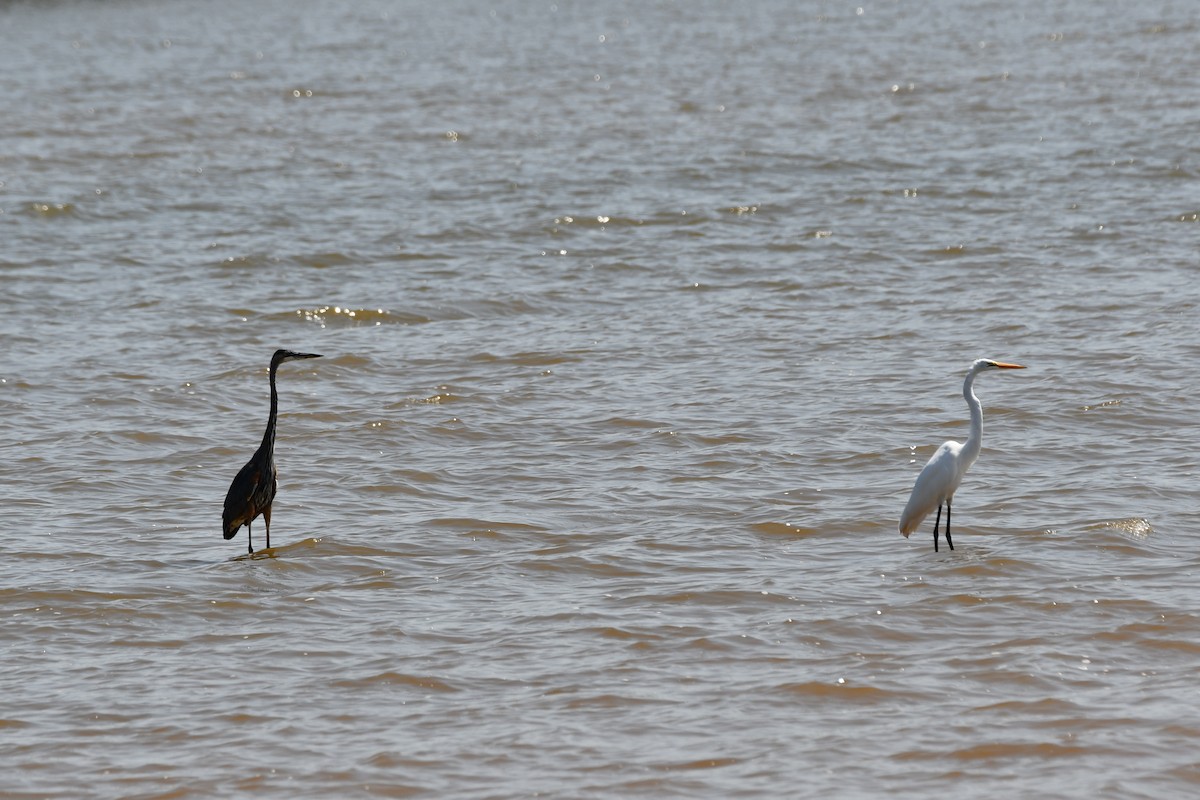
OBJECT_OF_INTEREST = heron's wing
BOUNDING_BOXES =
[223,458,265,527]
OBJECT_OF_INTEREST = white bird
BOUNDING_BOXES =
[899,358,1026,551]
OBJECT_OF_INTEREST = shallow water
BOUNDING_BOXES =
[2,0,1200,797]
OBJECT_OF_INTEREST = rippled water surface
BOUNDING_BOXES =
[3,0,1200,797]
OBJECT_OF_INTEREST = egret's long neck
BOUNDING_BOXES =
[961,369,984,466]
[260,363,279,454]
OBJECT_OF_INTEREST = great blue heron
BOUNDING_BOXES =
[223,349,322,554]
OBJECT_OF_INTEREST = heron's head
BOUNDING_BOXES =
[972,358,1026,374]
[271,349,323,368]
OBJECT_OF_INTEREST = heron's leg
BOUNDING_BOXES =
[247,521,254,555]
[264,505,272,550]
[933,504,942,553]
[945,500,953,550]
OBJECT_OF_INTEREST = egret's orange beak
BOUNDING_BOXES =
[994,361,1026,369]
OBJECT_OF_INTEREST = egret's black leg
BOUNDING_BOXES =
[933,504,942,553]
[247,522,254,555]
[264,506,272,550]
[945,501,954,550]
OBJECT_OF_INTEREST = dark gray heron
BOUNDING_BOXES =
[223,349,322,554]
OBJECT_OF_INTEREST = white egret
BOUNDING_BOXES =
[899,358,1026,551]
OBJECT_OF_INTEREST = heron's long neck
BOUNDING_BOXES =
[962,370,983,466]
[260,364,279,454]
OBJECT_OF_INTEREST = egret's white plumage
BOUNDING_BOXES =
[899,358,1026,551]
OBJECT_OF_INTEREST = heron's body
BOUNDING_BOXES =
[221,443,278,547]
[899,358,1025,551]
[222,349,321,554]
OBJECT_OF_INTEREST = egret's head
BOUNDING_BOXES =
[972,358,1026,373]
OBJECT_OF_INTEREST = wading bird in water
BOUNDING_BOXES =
[899,358,1026,552]
[223,349,322,554]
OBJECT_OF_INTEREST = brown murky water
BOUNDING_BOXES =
[3,0,1200,797]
